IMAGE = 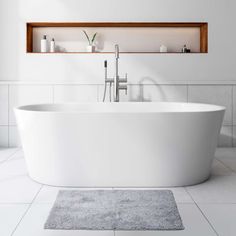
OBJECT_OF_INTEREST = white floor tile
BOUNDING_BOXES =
[211,159,233,176]
[0,148,18,163]
[0,204,29,236]
[215,148,236,172]
[199,204,236,236]
[218,126,233,147]
[0,126,9,147]
[0,175,41,203]
[115,204,216,236]
[0,158,28,178]
[8,149,24,161]
[9,126,21,148]
[113,187,193,203]
[35,186,113,204]
[13,203,114,236]
[186,175,236,203]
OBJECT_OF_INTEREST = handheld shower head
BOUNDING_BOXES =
[115,44,119,59]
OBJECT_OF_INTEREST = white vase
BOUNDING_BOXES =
[86,45,95,53]
[160,45,168,53]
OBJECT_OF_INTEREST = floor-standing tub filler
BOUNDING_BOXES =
[15,102,225,187]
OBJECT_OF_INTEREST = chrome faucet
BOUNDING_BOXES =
[103,44,128,102]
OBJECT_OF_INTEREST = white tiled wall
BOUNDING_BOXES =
[9,85,53,125]
[188,85,233,126]
[54,85,99,103]
[0,83,235,147]
[0,85,8,125]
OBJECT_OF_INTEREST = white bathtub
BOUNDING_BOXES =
[15,102,225,187]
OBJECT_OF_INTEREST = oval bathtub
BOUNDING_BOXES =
[14,102,225,187]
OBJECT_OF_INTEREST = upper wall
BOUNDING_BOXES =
[0,0,236,83]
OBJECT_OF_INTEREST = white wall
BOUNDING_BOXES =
[0,0,236,83]
[0,0,236,147]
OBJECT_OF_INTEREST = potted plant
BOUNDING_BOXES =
[83,30,97,52]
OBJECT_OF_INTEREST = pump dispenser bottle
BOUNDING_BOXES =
[50,38,55,53]
[41,35,48,53]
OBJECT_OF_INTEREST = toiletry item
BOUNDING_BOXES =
[50,38,55,53]
[41,35,48,53]
[86,45,95,52]
[182,45,188,53]
[160,45,168,53]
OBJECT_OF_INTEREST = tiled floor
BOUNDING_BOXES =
[0,148,236,236]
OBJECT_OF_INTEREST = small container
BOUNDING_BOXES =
[160,45,168,53]
[182,45,188,53]
[86,45,95,53]
[41,35,48,53]
[50,38,55,53]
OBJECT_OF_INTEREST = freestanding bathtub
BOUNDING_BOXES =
[14,102,225,187]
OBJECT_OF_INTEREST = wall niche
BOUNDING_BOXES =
[26,22,208,54]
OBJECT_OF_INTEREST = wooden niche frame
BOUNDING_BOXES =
[26,22,208,53]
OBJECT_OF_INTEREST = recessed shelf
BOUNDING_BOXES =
[26,22,208,54]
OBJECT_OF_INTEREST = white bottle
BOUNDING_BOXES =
[41,35,48,53]
[50,38,55,53]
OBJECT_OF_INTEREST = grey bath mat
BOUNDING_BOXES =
[44,190,184,230]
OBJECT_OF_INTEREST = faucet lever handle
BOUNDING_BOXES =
[119,73,128,83]
[119,85,128,95]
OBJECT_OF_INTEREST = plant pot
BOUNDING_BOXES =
[86,45,96,53]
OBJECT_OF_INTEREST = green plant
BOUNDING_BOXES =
[83,30,97,45]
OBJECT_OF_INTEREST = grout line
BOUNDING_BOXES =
[231,85,234,147]
[52,85,55,104]
[10,184,43,236]
[232,85,234,147]
[7,85,10,148]
[216,158,236,174]
[97,84,100,102]
[187,84,189,103]
[184,187,219,236]
[0,148,20,166]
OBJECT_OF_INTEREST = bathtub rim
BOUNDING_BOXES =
[14,102,226,114]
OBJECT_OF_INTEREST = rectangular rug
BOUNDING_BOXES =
[44,190,184,230]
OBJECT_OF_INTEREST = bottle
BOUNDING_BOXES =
[182,45,188,53]
[50,38,55,53]
[41,35,48,53]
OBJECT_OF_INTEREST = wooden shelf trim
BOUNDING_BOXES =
[26,22,208,53]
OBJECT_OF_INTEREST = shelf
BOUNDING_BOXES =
[26,22,208,54]
[27,52,205,54]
